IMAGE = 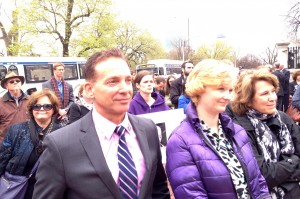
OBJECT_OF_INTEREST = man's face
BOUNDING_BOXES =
[156,81,165,91]
[183,63,194,77]
[5,78,22,94]
[54,66,65,79]
[85,58,133,121]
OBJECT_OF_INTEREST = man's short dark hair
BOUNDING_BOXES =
[181,61,193,69]
[155,77,166,84]
[84,48,127,82]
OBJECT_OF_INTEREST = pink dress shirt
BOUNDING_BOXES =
[92,110,146,195]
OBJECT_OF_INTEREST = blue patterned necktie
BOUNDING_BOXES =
[115,126,138,199]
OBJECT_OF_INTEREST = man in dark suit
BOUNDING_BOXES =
[170,61,194,109]
[279,64,290,112]
[273,63,285,111]
[33,48,170,199]
[42,62,74,124]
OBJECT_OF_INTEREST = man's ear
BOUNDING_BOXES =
[136,83,140,89]
[84,82,95,98]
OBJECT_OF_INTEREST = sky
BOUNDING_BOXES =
[112,0,298,56]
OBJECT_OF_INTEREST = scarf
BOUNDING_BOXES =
[246,109,295,198]
[50,77,69,108]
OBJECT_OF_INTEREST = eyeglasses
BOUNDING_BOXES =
[32,104,53,111]
[8,79,21,84]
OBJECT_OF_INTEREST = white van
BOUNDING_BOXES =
[136,59,183,78]
[0,57,86,96]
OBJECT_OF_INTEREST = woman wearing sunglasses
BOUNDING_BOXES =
[0,89,61,198]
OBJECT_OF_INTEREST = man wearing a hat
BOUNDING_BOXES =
[0,71,29,143]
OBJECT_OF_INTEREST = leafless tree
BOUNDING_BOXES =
[260,46,278,65]
[237,54,263,69]
[286,2,300,41]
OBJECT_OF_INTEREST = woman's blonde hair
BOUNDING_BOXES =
[186,59,237,104]
[231,69,279,116]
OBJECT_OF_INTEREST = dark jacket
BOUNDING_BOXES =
[273,70,285,97]
[68,103,91,124]
[170,75,184,109]
[166,103,270,199]
[289,81,298,97]
[128,92,170,115]
[42,79,74,110]
[226,104,300,198]
[0,120,61,175]
[282,68,290,95]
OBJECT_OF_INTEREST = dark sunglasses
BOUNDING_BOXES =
[8,79,21,84]
[32,104,53,111]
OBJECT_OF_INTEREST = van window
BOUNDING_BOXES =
[64,64,78,80]
[79,64,85,79]
[0,65,7,80]
[8,65,18,75]
[24,64,52,83]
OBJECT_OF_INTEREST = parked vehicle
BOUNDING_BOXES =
[136,59,183,78]
[0,57,86,96]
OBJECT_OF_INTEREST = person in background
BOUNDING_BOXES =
[42,62,74,125]
[128,70,170,115]
[155,76,166,97]
[272,63,285,111]
[131,70,138,97]
[0,89,60,198]
[166,59,270,199]
[164,75,176,109]
[0,71,29,143]
[33,48,170,199]
[279,64,290,112]
[68,83,93,124]
[178,80,190,113]
[289,70,300,97]
[170,61,194,109]
[227,69,300,198]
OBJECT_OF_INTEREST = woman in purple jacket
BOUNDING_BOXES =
[128,70,170,115]
[166,59,270,199]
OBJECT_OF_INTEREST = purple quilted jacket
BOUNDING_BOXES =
[166,103,270,199]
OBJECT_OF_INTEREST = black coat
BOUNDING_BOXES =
[68,103,91,124]
[273,70,285,96]
[226,104,300,198]
[170,75,184,109]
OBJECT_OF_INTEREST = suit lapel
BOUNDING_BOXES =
[79,112,122,199]
[128,114,152,198]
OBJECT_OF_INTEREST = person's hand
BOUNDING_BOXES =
[58,109,67,118]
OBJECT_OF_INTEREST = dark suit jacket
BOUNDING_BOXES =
[273,70,285,96]
[170,75,184,109]
[42,79,74,110]
[68,103,91,124]
[282,68,291,95]
[33,112,170,199]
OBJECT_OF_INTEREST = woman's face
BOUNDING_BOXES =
[32,96,54,123]
[296,74,300,82]
[136,75,154,94]
[168,77,175,86]
[197,80,233,115]
[249,80,277,114]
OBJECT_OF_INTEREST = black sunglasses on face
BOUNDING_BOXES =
[8,79,21,84]
[32,104,53,111]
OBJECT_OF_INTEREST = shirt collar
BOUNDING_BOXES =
[92,109,132,140]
